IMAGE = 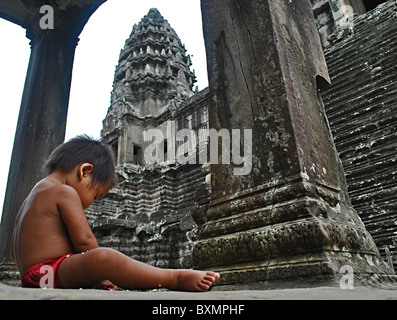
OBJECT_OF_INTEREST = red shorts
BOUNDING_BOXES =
[21,254,73,289]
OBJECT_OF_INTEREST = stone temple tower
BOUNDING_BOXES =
[111,8,195,118]
[88,8,209,269]
[102,8,197,168]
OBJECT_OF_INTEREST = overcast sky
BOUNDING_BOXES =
[0,0,208,219]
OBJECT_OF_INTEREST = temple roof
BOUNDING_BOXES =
[108,8,196,119]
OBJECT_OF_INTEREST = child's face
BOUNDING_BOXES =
[78,180,111,209]
[73,163,112,208]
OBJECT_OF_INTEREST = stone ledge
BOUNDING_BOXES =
[1,282,396,300]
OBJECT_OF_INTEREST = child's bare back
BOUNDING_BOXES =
[12,177,78,272]
[11,135,220,291]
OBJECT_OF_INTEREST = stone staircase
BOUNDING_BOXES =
[321,1,397,267]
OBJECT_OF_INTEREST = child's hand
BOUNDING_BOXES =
[95,280,117,291]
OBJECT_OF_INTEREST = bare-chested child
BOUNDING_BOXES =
[11,135,220,291]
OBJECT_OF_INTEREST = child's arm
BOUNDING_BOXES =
[57,185,99,253]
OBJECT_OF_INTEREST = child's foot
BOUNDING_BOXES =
[174,270,220,292]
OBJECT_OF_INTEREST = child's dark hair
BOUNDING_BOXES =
[44,135,117,188]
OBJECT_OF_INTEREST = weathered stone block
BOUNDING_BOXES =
[193,0,396,288]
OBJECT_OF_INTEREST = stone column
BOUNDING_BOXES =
[193,0,395,288]
[0,29,78,263]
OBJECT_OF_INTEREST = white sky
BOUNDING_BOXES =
[0,0,208,220]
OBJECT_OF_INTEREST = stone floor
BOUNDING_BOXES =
[1,282,397,300]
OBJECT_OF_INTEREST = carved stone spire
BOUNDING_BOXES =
[109,8,196,119]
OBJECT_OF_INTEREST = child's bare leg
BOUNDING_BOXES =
[57,248,220,291]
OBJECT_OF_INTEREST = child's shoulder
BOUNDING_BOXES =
[50,183,80,200]
[36,178,79,201]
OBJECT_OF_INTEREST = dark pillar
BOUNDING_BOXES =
[193,0,396,288]
[0,30,78,263]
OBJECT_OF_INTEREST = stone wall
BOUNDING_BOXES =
[320,1,397,269]
[87,164,204,269]
[189,0,396,289]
